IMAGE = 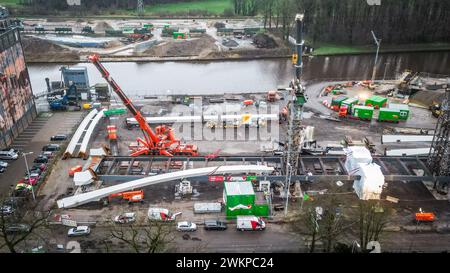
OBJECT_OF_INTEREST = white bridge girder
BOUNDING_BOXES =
[57,165,274,209]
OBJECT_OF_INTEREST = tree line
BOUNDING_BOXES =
[15,0,450,45]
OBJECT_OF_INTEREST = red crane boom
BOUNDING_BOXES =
[88,54,198,157]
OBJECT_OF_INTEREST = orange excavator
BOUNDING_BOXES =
[88,54,198,157]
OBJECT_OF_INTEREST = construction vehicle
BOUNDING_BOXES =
[108,190,144,204]
[49,95,68,111]
[429,101,442,118]
[175,180,193,196]
[88,54,198,157]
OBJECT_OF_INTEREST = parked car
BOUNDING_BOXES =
[68,226,91,237]
[0,166,5,173]
[148,208,181,221]
[0,160,8,168]
[0,150,18,160]
[0,205,14,215]
[32,163,47,172]
[1,148,19,154]
[40,151,54,158]
[24,173,40,185]
[204,220,227,231]
[42,144,60,152]
[114,212,136,224]
[176,221,197,232]
[27,166,43,176]
[50,134,67,141]
[5,224,30,234]
[34,155,48,164]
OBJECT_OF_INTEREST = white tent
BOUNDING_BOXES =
[353,163,385,200]
[344,146,372,175]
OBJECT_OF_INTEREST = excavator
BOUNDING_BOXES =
[88,54,198,157]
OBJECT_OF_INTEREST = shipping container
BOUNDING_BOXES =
[378,108,400,123]
[224,182,255,218]
[388,103,409,120]
[352,105,374,120]
[365,95,387,109]
[330,96,348,110]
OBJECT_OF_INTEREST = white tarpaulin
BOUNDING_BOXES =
[73,170,95,186]
[353,163,385,200]
[90,147,108,157]
[344,146,372,175]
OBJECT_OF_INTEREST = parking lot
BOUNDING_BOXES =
[0,111,83,198]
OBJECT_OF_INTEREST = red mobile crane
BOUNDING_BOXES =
[88,54,198,157]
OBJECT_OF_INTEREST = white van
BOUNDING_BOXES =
[147,208,181,221]
[0,150,18,160]
[236,215,266,231]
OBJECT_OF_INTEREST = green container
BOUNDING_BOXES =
[143,23,153,29]
[388,103,409,120]
[342,98,359,107]
[378,108,400,122]
[331,96,348,109]
[365,95,387,109]
[173,32,188,39]
[352,105,374,120]
[224,182,255,218]
[35,27,45,32]
[105,29,123,36]
[104,108,127,117]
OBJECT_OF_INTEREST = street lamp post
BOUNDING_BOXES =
[370,30,381,83]
[22,152,35,201]
[284,163,292,216]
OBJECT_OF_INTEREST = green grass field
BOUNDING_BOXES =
[145,0,231,14]
[312,42,450,56]
[0,0,22,7]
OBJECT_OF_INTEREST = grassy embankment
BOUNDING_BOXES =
[312,42,450,56]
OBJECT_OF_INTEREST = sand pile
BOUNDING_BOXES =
[21,36,79,62]
[144,35,218,57]
[94,21,113,33]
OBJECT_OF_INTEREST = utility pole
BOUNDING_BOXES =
[22,152,35,201]
[427,79,450,194]
[370,30,381,83]
[284,13,307,215]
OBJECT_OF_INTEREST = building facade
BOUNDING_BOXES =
[0,10,36,149]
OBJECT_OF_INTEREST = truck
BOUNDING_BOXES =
[365,95,387,109]
[388,103,409,120]
[378,108,400,123]
[236,215,266,231]
[352,105,374,120]
[330,96,348,111]
[148,208,181,221]
[339,98,359,116]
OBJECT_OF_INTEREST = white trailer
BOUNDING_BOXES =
[236,215,266,231]
[381,134,434,143]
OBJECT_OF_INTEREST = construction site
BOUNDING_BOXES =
[1,5,450,255]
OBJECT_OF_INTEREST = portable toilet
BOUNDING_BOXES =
[388,103,409,120]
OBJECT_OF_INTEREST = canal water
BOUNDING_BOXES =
[28,51,450,95]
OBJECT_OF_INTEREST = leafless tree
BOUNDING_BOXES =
[109,221,174,253]
[0,197,51,253]
[358,200,389,252]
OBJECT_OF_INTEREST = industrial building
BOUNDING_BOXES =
[0,10,36,148]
